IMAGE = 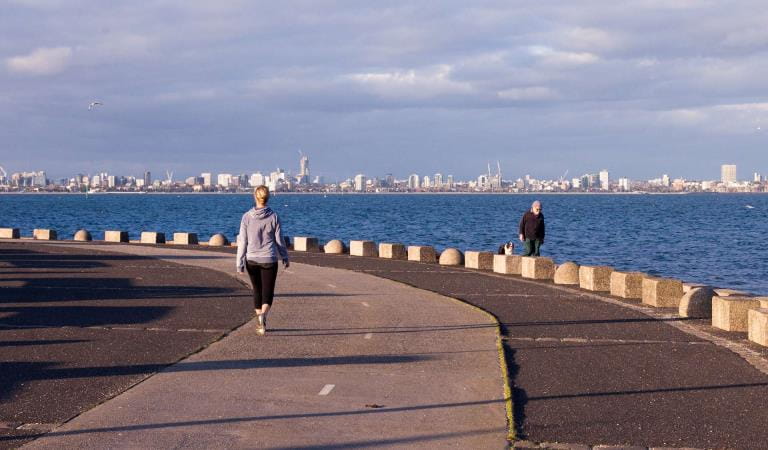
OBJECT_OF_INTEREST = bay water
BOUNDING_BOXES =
[2,193,766,294]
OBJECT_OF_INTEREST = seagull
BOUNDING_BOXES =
[88,101,103,110]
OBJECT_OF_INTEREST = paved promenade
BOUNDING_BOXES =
[0,241,506,449]
[289,252,768,449]
[3,240,768,448]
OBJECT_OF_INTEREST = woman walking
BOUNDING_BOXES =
[236,185,289,335]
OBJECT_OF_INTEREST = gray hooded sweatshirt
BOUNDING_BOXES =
[236,206,289,272]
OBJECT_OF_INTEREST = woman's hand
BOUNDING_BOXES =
[283,259,290,269]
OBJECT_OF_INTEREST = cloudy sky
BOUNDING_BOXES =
[2,0,768,181]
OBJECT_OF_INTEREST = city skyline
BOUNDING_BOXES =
[3,157,765,194]
[3,2,768,179]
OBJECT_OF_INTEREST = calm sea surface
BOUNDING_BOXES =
[2,193,767,294]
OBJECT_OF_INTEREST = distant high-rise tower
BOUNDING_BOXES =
[433,173,443,188]
[298,153,310,184]
[721,164,737,184]
[143,171,151,188]
[407,174,420,190]
[354,174,366,192]
[599,169,609,190]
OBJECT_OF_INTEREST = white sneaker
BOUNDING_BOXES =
[256,315,265,335]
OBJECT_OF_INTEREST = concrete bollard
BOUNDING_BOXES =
[610,271,645,299]
[173,232,198,245]
[73,229,92,241]
[642,277,684,307]
[465,251,494,270]
[678,286,716,318]
[33,229,57,240]
[579,266,613,292]
[554,262,579,285]
[748,308,768,346]
[712,296,761,332]
[140,232,166,244]
[324,239,346,254]
[493,254,521,275]
[209,233,230,246]
[294,236,319,252]
[439,248,464,266]
[521,257,555,280]
[350,240,377,257]
[408,245,437,263]
[379,243,407,259]
[104,230,129,243]
[0,228,20,239]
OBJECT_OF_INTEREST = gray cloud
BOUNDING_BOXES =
[2,0,768,181]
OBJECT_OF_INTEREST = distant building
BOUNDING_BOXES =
[217,173,232,187]
[446,175,454,189]
[599,169,609,190]
[407,174,419,190]
[250,172,265,187]
[754,172,762,183]
[662,174,670,187]
[477,174,488,190]
[618,177,630,192]
[571,177,581,189]
[298,154,310,184]
[354,174,366,192]
[721,164,737,184]
[422,175,431,188]
[201,172,212,187]
[143,171,151,188]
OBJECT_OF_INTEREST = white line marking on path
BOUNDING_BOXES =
[364,333,373,339]
[361,302,370,307]
[327,283,337,288]
[318,384,335,396]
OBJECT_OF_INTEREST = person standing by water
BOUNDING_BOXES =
[519,200,545,256]
[236,185,289,335]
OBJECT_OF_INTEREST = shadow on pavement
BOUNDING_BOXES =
[0,339,89,347]
[269,323,497,337]
[0,399,505,443]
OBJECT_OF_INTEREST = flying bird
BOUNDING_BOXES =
[88,101,103,110]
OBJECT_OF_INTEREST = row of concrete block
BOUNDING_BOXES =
[0,228,231,246]
[292,237,768,348]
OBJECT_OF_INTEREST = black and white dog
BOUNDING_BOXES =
[497,241,515,255]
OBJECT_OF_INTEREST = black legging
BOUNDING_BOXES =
[245,261,278,309]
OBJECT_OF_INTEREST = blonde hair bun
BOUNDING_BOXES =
[254,185,270,203]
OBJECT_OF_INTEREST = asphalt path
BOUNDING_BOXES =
[288,251,768,449]
[5,239,768,448]
[2,242,507,449]
[0,242,253,448]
